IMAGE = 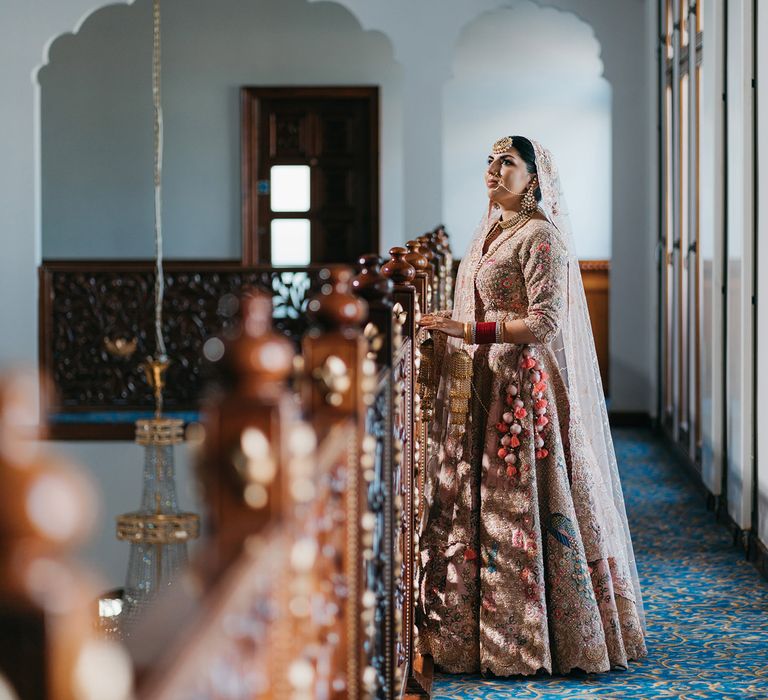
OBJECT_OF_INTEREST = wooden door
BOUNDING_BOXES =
[241,86,379,265]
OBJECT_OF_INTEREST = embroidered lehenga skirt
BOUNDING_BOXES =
[417,221,647,676]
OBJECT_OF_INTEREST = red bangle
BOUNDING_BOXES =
[475,322,497,344]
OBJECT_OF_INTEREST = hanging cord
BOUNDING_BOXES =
[144,0,169,419]
[152,0,167,363]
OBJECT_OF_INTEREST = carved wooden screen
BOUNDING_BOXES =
[38,262,327,438]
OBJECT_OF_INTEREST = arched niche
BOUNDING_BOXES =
[38,0,402,260]
[443,1,611,259]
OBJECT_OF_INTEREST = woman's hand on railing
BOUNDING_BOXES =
[418,314,464,339]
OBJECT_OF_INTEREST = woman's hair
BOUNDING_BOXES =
[511,136,542,202]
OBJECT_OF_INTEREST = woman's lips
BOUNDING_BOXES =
[487,179,499,187]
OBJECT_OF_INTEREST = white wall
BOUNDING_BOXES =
[443,2,611,260]
[296,0,656,415]
[0,0,656,584]
[40,0,402,259]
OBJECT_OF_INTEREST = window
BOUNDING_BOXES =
[269,164,312,265]
[660,0,703,457]
[270,165,310,213]
[270,219,311,266]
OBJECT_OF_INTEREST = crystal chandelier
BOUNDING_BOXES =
[115,0,199,636]
[116,413,198,634]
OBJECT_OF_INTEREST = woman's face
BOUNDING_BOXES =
[485,147,534,207]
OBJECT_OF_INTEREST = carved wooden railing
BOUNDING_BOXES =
[15,226,455,699]
[136,234,453,699]
[378,227,453,700]
[133,269,397,699]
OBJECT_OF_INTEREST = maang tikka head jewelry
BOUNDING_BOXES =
[492,136,514,155]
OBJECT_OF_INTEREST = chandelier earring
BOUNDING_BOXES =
[521,177,538,216]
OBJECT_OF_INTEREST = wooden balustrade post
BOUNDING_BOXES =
[381,249,432,698]
[353,256,418,700]
[302,266,369,434]
[352,254,394,368]
[416,236,441,312]
[301,265,378,699]
[405,242,432,323]
[199,291,296,574]
[0,373,132,700]
[421,233,447,312]
[433,226,454,310]
[404,243,433,533]
[413,239,436,310]
[431,232,449,311]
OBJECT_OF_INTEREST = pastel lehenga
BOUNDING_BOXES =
[416,144,647,677]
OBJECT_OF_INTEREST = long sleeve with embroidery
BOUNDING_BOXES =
[519,225,569,344]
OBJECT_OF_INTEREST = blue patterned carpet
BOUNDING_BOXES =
[432,428,768,698]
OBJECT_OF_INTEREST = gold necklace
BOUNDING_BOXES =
[498,211,531,230]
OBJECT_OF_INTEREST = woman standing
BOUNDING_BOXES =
[417,136,647,676]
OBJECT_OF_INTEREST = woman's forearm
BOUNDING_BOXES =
[502,319,539,344]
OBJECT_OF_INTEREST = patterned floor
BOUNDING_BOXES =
[432,428,768,699]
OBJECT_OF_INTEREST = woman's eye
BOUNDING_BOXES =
[503,159,513,166]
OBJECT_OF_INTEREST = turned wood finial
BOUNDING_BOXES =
[223,291,295,397]
[0,373,96,556]
[307,265,368,330]
[423,232,444,258]
[0,373,113,700]
[352,254,394,302]
[405,241,430,272]
[434,225,451,251]
[381,247,416,285]
[415,236,434,262]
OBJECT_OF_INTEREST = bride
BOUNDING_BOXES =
[417,136,647,676]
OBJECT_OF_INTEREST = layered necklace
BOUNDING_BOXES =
[498,210,531,230]
[485,210,532,250]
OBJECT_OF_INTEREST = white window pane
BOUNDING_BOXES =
[270,165,310,212]
[271,219,311,266]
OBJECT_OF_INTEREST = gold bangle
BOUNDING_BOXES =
[463,322,471,344]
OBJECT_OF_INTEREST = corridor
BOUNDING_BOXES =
[433,428,768,699]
